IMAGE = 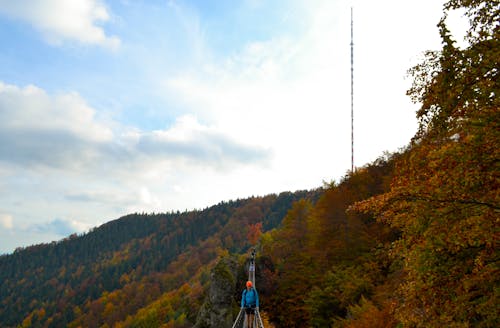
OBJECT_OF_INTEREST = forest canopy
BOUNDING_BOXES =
[0,0,498,327]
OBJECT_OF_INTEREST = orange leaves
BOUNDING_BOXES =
[247,222,263,245]
[260,160,403,326]
[349,1,500,324]
[341,297,398,328]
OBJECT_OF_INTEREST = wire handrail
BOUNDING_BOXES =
[231,308,245,328]
[231,248,265,328]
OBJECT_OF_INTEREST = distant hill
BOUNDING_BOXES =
[0,189,321,327]
[2,131,495,327]
[3,1,497,326]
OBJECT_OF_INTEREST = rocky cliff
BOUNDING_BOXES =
[194,256,240,328]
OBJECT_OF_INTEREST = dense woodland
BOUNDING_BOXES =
[1,0,498,327]
[0,190,320,327]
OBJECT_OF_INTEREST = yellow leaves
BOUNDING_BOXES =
[259,311,276,328]
[349,48,499,325]
[37,308,46,320]
[216,246,229,258]
[73,305,82,318]
[119,272,131,285]
[340,297,398,328]
[175,312,187,325]
[259,230,274,254]
[102,302,115,318]
[21,315,32,328]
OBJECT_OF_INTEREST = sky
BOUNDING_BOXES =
[0,0,469,254]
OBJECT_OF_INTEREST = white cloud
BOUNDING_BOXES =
[0,0,120,48]
[0,213,13,229]
[0,216,95,254]
[30,218,92,235]
[165,6,350,185]
[0,82,112,141]
[0,81,271,237]
[135,115,271,169]
[0,82,114,169]
[165,0,455,180]
[0,81,268,172]
[0,0,469,254]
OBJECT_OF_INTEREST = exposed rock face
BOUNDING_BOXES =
[194,256,239,328]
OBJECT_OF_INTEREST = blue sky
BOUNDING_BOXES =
[0,0,468,254]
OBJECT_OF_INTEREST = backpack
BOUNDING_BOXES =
[243,288,256,307]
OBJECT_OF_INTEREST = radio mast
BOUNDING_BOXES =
[350,7,354,172]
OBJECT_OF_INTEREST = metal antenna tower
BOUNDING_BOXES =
[350,7,354,172]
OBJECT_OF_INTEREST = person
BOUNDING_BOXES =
[241,280,259,328]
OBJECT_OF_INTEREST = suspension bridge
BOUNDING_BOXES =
[231,249,265,328]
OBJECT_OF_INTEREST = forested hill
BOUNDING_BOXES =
[0,189,321,327]
[1,1,498,327]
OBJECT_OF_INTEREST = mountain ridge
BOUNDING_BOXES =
[0,189,322,327]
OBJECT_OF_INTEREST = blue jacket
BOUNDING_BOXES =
[241,287,259,308]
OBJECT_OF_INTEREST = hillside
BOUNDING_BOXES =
[0,189,321,327]
[1,1,498,327]
[0,152,400,328]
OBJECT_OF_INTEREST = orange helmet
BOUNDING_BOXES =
[246,281,253,288]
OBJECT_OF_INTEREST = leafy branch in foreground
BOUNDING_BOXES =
[351,0,499,326]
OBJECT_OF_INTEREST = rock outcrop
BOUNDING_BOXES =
[194,256,239,328]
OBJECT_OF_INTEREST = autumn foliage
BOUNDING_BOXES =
[0,191,319,327]
[352,0,499,326]
[0,1,497,327]
[262,1,498,326]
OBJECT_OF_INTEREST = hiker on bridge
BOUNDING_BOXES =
[241,280,259,328]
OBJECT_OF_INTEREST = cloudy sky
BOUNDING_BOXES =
[0,0,468,254]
